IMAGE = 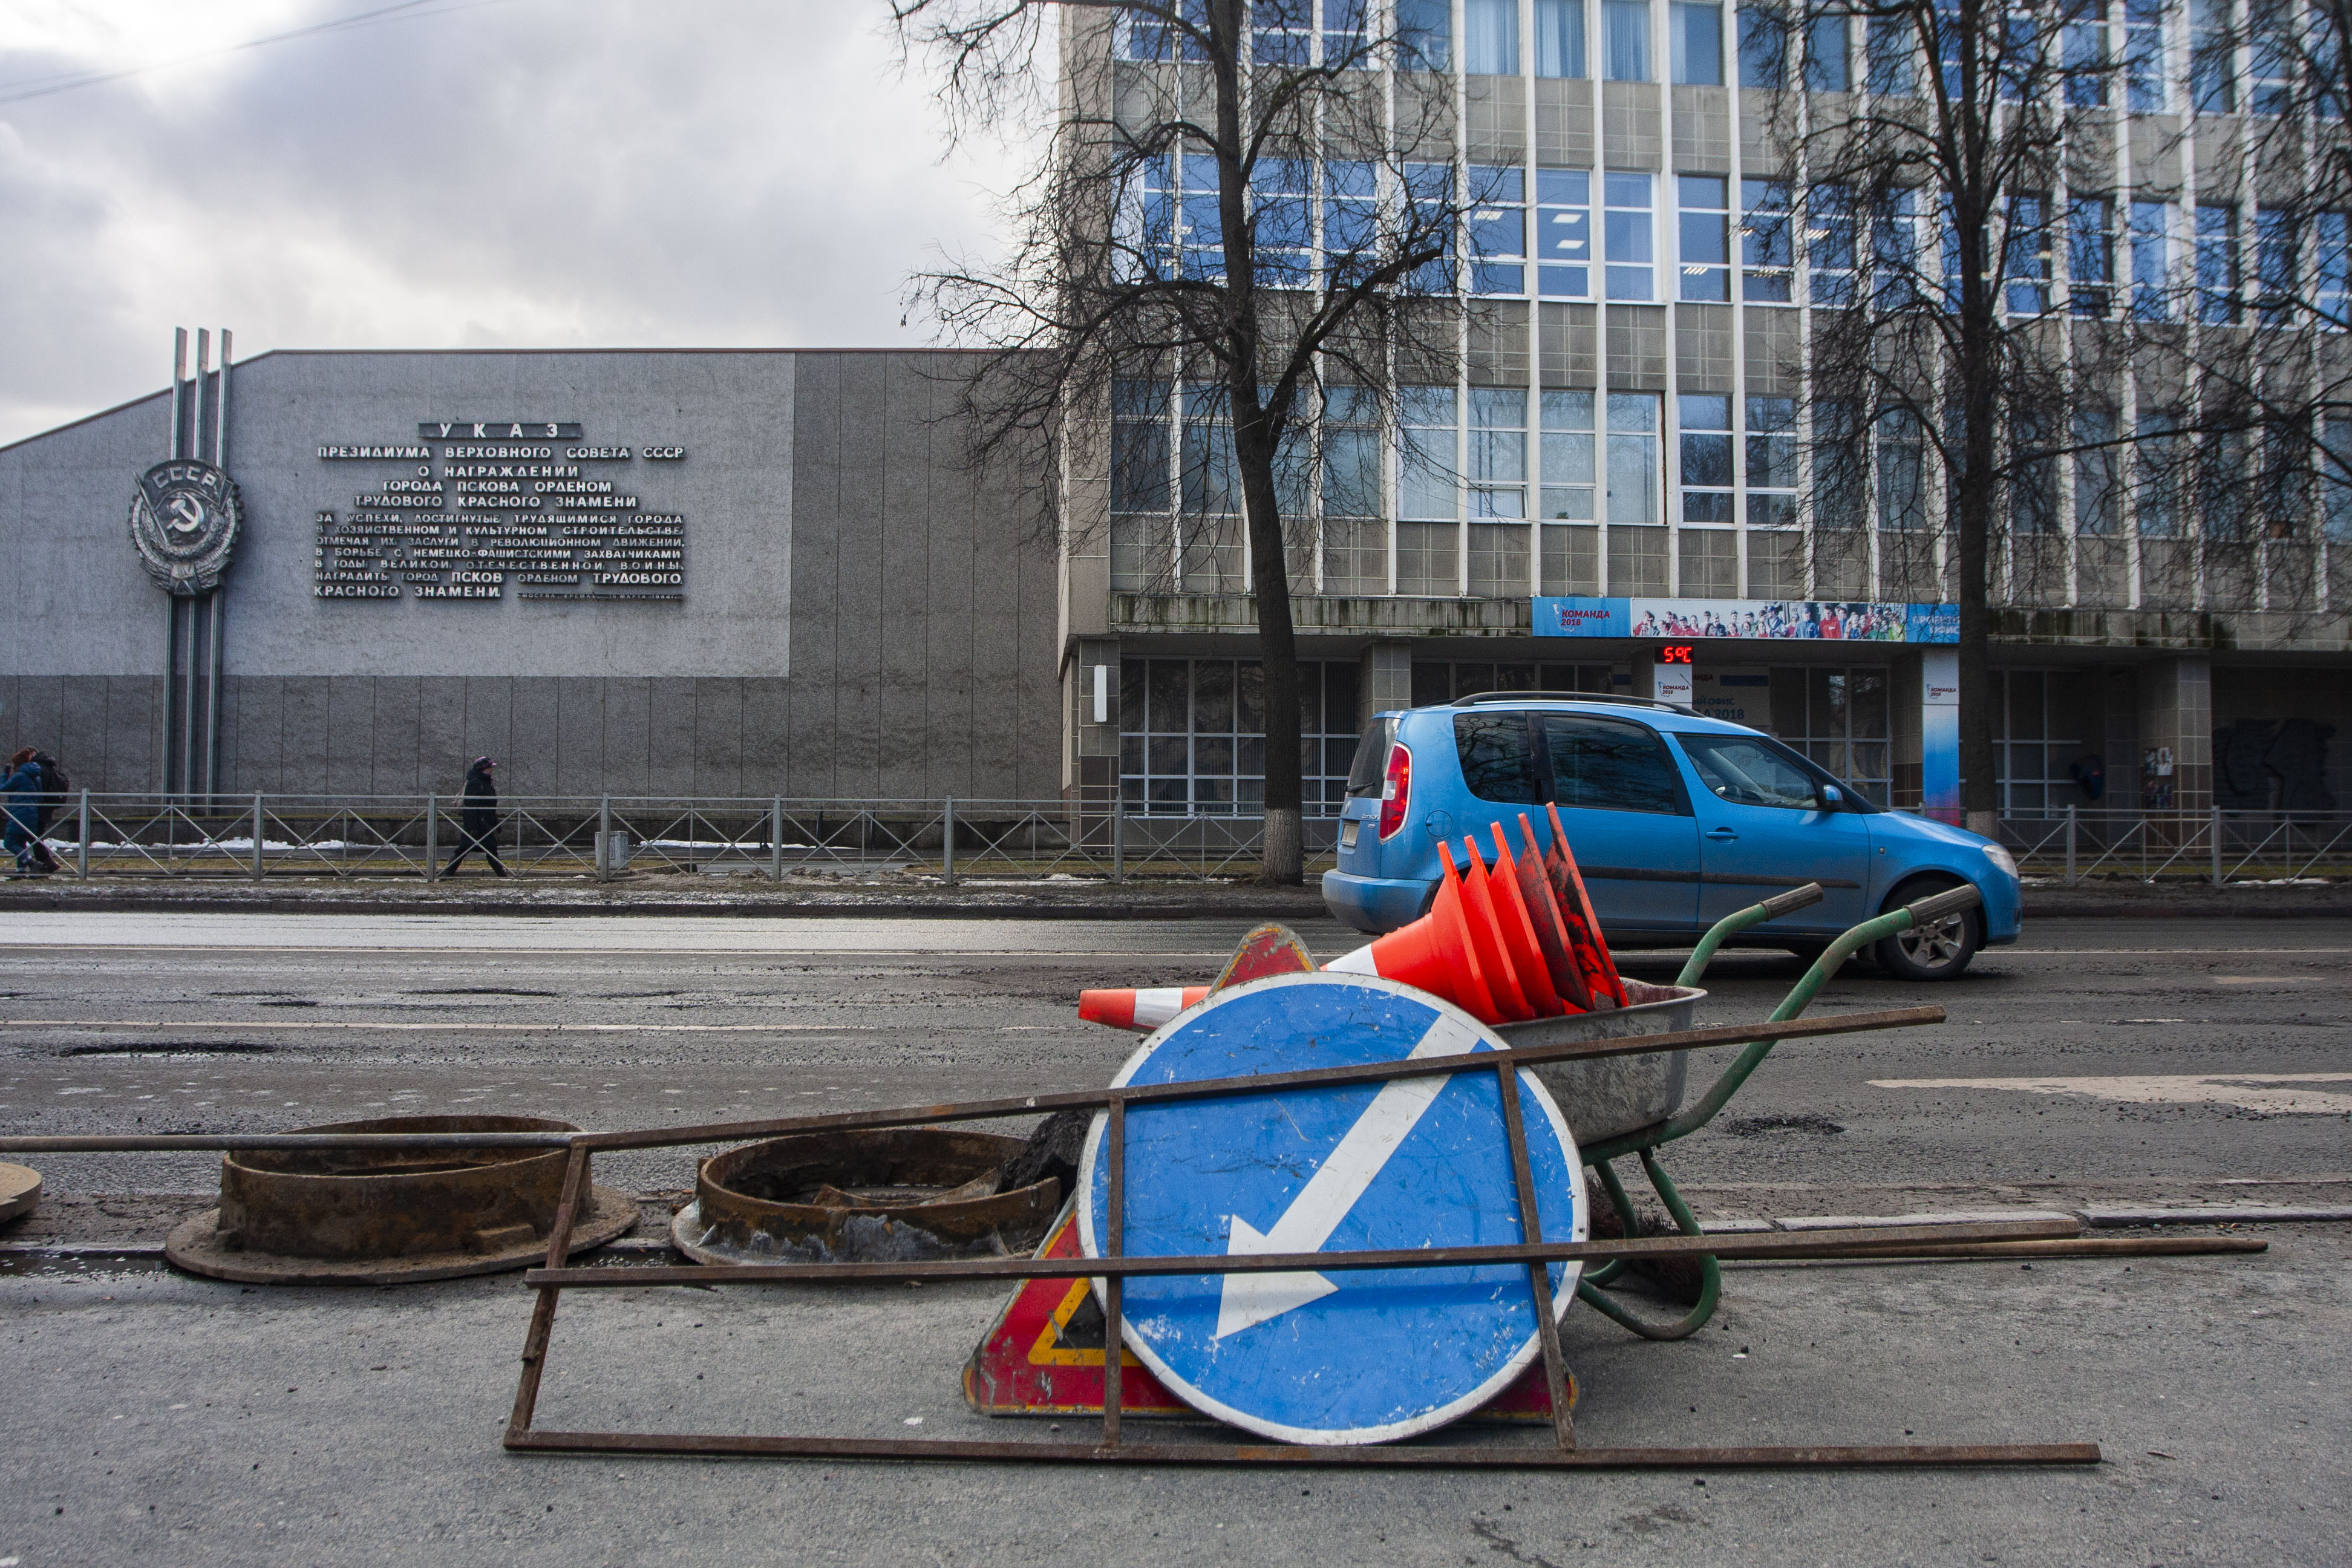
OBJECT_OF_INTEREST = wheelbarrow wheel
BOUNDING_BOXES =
[1874,878,1982,981]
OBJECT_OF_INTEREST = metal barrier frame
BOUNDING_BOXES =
[490,1003,2097,1470]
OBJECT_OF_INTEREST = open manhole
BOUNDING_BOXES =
[165,1114,635,1285]
[672,1128,1060,1264]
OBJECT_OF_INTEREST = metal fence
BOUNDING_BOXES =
[10,794,1342,883]
[1996,808,2352,885]
[13,793,2347,886]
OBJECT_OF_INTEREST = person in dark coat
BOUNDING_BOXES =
[445,756,508,876]
[2,748,47,875]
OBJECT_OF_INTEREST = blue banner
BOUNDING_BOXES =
[1534,595,1959,644]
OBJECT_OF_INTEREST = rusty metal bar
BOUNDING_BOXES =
[501,1429,2099,1468]
[525,1218,2085,1289]
[0,1132,577,1154]
[508,1144,592,1442]
[1742,1235,2270,1262]
[1493,1060,1575,1451]
[563,1006,1945,1155]
[1102,1094,1126,1448]
[0,1006,1941,1160]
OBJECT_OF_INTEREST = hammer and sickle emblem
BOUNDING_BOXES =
[165,493,206,535]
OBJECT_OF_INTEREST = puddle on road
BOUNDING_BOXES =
[0,1250,174,1279]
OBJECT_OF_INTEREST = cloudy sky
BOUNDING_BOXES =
[0,0,1040,445]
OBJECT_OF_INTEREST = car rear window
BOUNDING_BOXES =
[1345,716,1398,796]
[1536,714,1688,815]
[1453,713,1543,804]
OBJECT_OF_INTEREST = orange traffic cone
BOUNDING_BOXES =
[1446,840,1535,1022]
[1324,852,1502,1021]
[1543,803,1628,1008]
[1483,824,1568,1018]
[1516,814,1593,1013]
[1076,985,1210,1031]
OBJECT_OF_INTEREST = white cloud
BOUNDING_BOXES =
[0,0,1038,445]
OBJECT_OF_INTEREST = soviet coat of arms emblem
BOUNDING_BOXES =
[129,459,242,594]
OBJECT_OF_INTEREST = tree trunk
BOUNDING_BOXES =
[1955,330,2000,840]
[1232,390,1307,885]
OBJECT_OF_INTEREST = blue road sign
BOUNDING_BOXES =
[1076,972,1586,1446]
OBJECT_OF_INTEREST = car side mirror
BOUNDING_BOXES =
[1820,785,1843,806]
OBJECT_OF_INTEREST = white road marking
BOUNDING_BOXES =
[1871,1073,2352,1115]
[1214,1014,1486,1341]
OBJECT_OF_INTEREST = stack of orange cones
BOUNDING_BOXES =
[1076,804,1628,1032]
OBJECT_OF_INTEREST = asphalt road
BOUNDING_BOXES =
[2,911,2347,1565]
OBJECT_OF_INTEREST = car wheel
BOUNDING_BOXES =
[1873,881,1982,981]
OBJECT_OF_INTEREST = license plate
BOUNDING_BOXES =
[1340,819,1359,850]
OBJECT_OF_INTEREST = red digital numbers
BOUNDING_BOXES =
[1659,644,1694,664]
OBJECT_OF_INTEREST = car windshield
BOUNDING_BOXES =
[1677,732,1878,812]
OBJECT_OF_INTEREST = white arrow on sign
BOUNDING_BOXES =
[1214,1013,1488,1341]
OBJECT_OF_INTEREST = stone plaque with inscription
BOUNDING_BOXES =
[314,425,685,602]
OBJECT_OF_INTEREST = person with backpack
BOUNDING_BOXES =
[2,748,50,875]
[27,750,67,872]
[444,756,508,877]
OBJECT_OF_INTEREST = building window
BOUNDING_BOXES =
[1990,670,2085,816]
[2320,212,2351,325]
[2125,0,2167,110]
[1807,183,1857,307]
[1111,379,1171,591]
[1672,2,1723,82]
[1254,158,1314,289]
[2005,193,2053,316]
[1537,170,1593,297]
[1120,659,1362,817]
[1877,408,1930,532]
[1324,160,1379,284]
[1469,389,1532,596]
[2191,0,2235,112]
[2131,198,2174,320]
[1814,402,1867,535]
[1399,385,1460,596]
[1679,394,1734,523]
[1469,166,1527,296]
[1412,661,1622,708]
[1467,0,1520,73]
[2074,407,2122,537]
[1865,13,1916,92]
[1607,392,1664,526]
[1540,391,1600,592]
[1325,0,1371,65]
[1253,0,1315,67]
[1397,0,1451,69]
[1738,5,1786,86]
[1605,172,1656,300]
[1320,387,1385,595]
[1677,528,1738,595]
[1804,11,1851,90]
[1537,0,1587,75]
[1741,178,1793,302]
[1769,668,1891,805]
[2063,2,2109,105]
[1746,395,1798,529]
[2196,204,2241,324]
[1678,175,1730,301]
[2322,413,2352,541]
[1606,0,1653,79]
[2068,196,2115,318]
[1180,154,1224,280]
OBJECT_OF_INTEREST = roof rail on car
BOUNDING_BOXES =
[1449,690,1695,713]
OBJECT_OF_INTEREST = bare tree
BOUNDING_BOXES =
[1748,0,2160,830]
[892,0,1469,882]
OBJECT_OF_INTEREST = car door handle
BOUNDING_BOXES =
[1705,826,1739,843]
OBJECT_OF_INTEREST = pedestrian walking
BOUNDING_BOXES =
[27,749,67,873]
[2,748,51,876]
[444,756,508,877]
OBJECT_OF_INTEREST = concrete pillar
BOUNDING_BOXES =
[1889,649,1924,811]
[2134,656,2212,811]
[1358,641,1413,732]
[1627,648,1658,700]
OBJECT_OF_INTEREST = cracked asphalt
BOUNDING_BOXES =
[1,910,2347,1564]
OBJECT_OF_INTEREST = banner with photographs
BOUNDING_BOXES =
[1534,597,1959,644]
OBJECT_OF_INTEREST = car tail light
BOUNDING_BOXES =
[1376,743,1412,840]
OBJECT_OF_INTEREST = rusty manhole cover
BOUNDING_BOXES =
[165,1114,636,1285]
[672,1128,1060,1263]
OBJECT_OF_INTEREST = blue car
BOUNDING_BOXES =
[1322,692,2019,980]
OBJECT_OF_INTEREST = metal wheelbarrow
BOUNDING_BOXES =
[1497,881,1985,1341]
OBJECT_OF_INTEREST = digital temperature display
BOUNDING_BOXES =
[1658,644,1694,664]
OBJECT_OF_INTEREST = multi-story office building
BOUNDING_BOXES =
[1054,0,2349,826]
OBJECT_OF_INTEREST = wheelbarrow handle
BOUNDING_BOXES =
[1903,883,1982,924]
[1756,883,1828,921]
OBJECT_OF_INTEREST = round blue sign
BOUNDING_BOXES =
[1076,972,1586,1445]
